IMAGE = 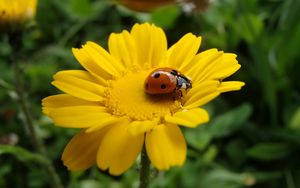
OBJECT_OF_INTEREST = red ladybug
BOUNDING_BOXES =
[144,67,192,98]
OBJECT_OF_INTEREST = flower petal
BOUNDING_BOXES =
[62,127,109,171]
[97,123,144,175]
[183,80,220,109]
[182,48,222,78]
[167,33,201,69]
[127,120,158,136]
[85,116,128,133]
[165,108,209,128]
[108,30,138,68]
[218,81,245,93]
[131,23,167,68]
[186,80,220,98]
[86,41,125,73]
[201,53,241,81]
[191,52,241,83]
[52,70,105,102]
[48,106,111,128]
[72,47,112,82]
[42,94,99,115]
[81,42,121,76]
[184,93,220,109]
[145,124,186,170]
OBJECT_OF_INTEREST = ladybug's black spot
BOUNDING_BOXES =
[145,83,149,89]
[160,84,166,89]
[154,73,160,78]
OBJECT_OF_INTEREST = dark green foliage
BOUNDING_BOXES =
[0,0,300,187]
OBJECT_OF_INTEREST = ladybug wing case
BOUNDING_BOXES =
[145,71,177,94]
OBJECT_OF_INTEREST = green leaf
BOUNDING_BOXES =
[199,168,255,188]
[225,139,247,165]
[246,142,291,161]
[202,145,218,163]
[289,107,300,130]
[0,145,48,164]
[276,21,300,76]
[209,103,252,138]
[69,0,93,18]
[79,180,102,188]
[251,171,282,182]
[234,13,264,43]
[151,5,180,29]
[185,126,212,150]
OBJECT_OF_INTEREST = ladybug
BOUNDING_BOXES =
[144,67,192,98]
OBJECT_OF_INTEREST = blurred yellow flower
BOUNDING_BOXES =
[42,23,244,175]
[0,0,37,30]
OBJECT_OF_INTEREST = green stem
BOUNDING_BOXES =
[285,170,295,188]
[59,19,90,47]
[13,62,42,150]
[9,32,64,188]
[138,145,151,188]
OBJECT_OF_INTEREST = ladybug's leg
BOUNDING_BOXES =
[173,90,183,100]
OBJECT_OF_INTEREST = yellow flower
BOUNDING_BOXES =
[0,0,37,30]
[42,23,244,175]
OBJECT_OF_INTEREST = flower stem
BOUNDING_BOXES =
[138,145,151,188]
[9,32,64,188]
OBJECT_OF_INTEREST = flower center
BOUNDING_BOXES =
[104,68,181,121]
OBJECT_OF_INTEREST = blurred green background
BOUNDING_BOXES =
[1,0,300,187]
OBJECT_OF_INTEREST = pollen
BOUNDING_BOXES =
[104,69,182,121]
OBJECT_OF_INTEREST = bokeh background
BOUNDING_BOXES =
[1,0,300,187]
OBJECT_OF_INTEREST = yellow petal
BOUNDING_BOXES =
[86,41,124,73]
[184,92,220,109]
[210,53,240,79]
[131,23,167,68]
[167,33,201,69]
[42,94,99,115]
[183,49,222,78]
[165,108,209,128]
[218,81,245,93]
[108,30,138,68]
[82,43,121,76]
[127,120,158,136]
[62,127,109,171]
[85,116,128,133]
[97,124,144,175]
[48,106,111,128]
[183,80,220,109]
[52,70,105,102]
[145,124,186,170]
[193,53,240,83]
[0,0,37,22]
[185,80,220,99]
[72,48,111,83]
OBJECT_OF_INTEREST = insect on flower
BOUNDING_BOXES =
[42,23,245,175]
[144,67,192,99]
